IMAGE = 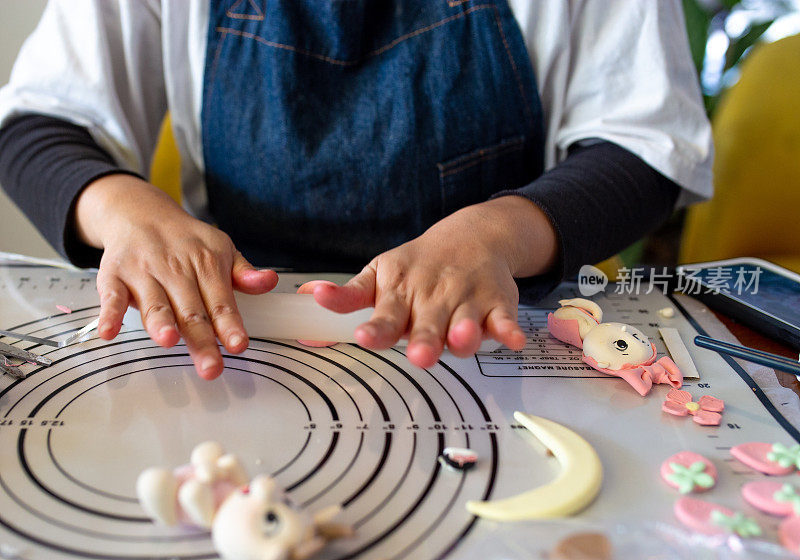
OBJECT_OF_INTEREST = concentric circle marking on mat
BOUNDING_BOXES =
[0,316,498,560]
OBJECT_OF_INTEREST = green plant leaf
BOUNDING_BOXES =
[724,20,774,73]
[682,0,712,76]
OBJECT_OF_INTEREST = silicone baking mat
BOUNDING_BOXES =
[0,261,795,559]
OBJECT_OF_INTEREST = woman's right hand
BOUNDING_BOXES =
[74,174,278,379]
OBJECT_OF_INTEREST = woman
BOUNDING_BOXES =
[0,0,712,378]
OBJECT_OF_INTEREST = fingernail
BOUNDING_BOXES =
[413,341,433,352]
[229,334,244,348]
[201,357,219,374]
[359,324,377,339]
[158,325,176,336]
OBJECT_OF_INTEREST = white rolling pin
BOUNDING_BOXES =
[123,292,502,351]
[236,292,371,342]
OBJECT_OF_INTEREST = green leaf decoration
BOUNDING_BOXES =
[711,510,762,537]
[666,461,713,494]
[694,473,714,488]
[774,484,800,515]
[768,443,800,469]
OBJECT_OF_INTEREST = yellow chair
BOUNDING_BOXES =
[681,33,800,273]
[149,113,182,205]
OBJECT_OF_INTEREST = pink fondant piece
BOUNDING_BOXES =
[212,480,239,510]
[663,400,690,416]
[663,389,722,425]
[605,364,653,396]
[582,355,652,395]
[779,516,800,555]
[583,346,681,397]
[660,451,717,493]
[170,464,241,526]
[698,395,725,413]
[731,442,795,476]
[174,464,196,485]
[692,410,722,426]
[546,313,584,349]
[645,357,683,388]
[172,464,197,526]
[742,480,797,517]
[674,497,734,536]
[667,389,692,405]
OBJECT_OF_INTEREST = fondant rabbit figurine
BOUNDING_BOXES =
[137,442,351,560]
[547,298,682,396]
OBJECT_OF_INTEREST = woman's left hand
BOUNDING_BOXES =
[301,196,558,368]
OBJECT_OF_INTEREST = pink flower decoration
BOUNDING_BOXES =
[662,389,724,426]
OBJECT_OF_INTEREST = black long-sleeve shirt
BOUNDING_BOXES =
[0,113,679,301]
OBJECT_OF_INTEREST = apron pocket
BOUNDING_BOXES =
[437,136,527,217]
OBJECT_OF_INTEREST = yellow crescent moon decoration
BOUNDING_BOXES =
[465,411,603,520]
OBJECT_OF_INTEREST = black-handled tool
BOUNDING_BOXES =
[694,335,800,376]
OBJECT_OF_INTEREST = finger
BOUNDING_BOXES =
[296,280,338,296]
[197,268,248,355]
[355,293,409,349]
[231,251,278,295]
[406,305,451,369]
[446,304,483,357]
[167,279,224,380]
[312,265,377,313]
[97,274,131,340]
[295,281,339,347]
[128,279,180,348]
[485,305,526,351]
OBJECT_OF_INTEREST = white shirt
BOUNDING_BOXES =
[0,0,713,220]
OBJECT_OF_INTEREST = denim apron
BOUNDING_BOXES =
[202,0,545,271]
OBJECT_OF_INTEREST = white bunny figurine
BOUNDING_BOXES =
[136,442,351,560]
[547,298,683,396]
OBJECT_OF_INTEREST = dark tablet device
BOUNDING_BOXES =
[676,258,800,350]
